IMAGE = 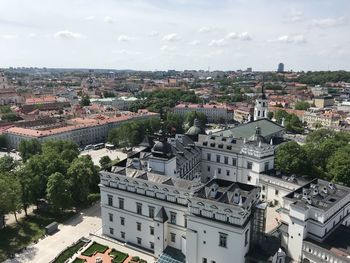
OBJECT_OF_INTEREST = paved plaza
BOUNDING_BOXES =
[5,204,102,263]
[80,148,127,166]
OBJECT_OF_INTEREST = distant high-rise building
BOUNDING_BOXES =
[277,63,284,73]
[246,67,252,73]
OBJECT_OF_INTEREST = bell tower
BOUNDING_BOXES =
[254,82,268,121]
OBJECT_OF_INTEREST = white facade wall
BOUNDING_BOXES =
[186,214,250,263]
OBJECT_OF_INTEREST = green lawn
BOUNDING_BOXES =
[109,249,128,263]
[53,240,86,263]
[0,211,76,262]
[81,242,108,257]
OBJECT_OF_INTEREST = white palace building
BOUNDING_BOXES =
[99,91,350,263]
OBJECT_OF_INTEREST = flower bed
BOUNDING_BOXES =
[53,240,86,263]
[109,248,128,263]
[81,242,108,257]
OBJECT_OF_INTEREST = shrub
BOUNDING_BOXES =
[87,193,101,204]
[81,242,108,257]
[109,249,128,263]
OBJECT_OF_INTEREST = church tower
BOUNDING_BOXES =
[254,83,268,121]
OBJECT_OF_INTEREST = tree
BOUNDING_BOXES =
[184,111,207,127]
[275,142,309,175]
[165,113,184,134]
[274,110,289,124]
[327,145,350,186]
[67,156,94,204]
[80,93,91,106]
[267,111,274,120]
[100,156,112,171]
[47,172,72,212]
[0,174,22,223]
[295,101,310,110]
[0,155,18,173]
[1,113,22,122]
[285,114,304,133]
[19,139,42,162]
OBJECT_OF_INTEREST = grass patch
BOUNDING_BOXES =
[81,242,108,257]
[53,240,86,263]
[0,210,76,262]
[109,249,128,263]
[72,258,86,263]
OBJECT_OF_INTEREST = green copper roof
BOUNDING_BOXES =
[216,119,284,139]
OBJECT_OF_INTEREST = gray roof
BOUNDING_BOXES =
[155,207,168,223]
[217,119,284,139]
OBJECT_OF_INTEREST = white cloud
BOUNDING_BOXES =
[84,16,95,21]
[225,32,238,40]
[112,49,141,55]
[289,8,303,22]
[103,16,114,24]
[188,40,200,46]
[198,27,211,33]
[276,35,306,44]
[312,17,345,28]
[208,38,227,47]
[160,45,176,51]
[238,32,252,41]
[118,35,132,42]
[162,33,181,42]
[2,34,18,40]
[54,30,83,39]
[148,31,159,37]
[28,33,37,38]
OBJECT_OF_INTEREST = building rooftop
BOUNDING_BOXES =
[284,179,350,212]
[193,178,260,210]
[217,118,284,140]
[305,225,350,261]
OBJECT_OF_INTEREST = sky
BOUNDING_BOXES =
[0,0,349,71]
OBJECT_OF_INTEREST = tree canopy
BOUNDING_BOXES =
[275,130,350,186]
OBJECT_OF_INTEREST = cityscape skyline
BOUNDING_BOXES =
[0,0,349,71]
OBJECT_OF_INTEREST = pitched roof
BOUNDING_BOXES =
[154,207,168,223]
[218,118,284,139]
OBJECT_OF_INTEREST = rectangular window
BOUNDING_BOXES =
[118,198,124,209]
[218,168,221,174]
[216,154,221,163]
[136,203,142,215]
[150,242,154,250]
[264,162,269,171]
[207,153,211,161]
[120,217,125,226]
[107,195,113,206]
[245,229,249,247]
[150,226,154,235]
[232,158,237,166]
[109,227,114,235]
[207,166,211,172]
[149,206,155,218]
[224,156,228,164]
[202,258,207,263]
[262,185,266,191]
[275,189,279,196]
[248,175,251,182]
[247,161,253,170]
[170,212,177,224]
[184,216,187,228]
[219,233,227,248]
[108,213,113,222]
[121,231,125,239]
[137,222,141,231]
[170,232,176,243]
[137,237,142,245]
[226,170,230,176]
